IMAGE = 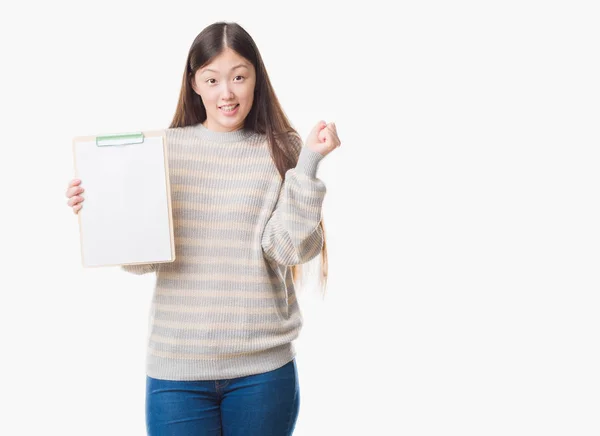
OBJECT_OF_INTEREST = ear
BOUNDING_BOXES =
[190,74,200,95]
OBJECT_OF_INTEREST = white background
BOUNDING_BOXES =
[1,1,599,435]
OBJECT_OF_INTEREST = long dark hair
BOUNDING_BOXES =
[169,21,328,295]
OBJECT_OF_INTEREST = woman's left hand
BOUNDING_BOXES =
[305,120,341,157]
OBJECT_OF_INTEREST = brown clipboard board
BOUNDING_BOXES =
[72,130,175,267]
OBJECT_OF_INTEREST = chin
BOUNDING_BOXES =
[221,115,245,125]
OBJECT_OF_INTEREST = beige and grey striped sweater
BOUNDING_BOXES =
[121,123,326,381]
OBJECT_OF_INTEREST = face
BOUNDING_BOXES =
[191,48,256,132]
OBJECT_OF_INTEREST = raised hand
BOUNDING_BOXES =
[305,120,341,157]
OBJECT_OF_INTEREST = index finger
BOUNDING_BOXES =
[69,179,81,187]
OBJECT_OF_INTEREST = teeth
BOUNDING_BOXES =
[220,104,237,111]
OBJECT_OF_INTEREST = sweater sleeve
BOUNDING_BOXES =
[261,135,327,266]
[120,264,156,275]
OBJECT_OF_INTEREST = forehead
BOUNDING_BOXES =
[198,48,254,74]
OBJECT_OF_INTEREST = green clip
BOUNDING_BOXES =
[96,132,145,147]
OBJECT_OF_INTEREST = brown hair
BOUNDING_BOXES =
[169,21,328,295]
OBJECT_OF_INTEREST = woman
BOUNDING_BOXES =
[65,21,341,436]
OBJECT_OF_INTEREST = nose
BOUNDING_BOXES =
[220,83,234,100]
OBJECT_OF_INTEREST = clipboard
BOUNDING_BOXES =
[72,130,175,268]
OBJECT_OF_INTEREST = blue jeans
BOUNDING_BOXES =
[145,359,300,435]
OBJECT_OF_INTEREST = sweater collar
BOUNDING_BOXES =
[193,122,256,143]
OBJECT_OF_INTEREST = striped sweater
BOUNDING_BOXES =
[122,123,326,380]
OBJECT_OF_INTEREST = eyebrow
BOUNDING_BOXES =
[200,64,250,74]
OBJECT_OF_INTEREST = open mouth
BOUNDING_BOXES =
[219,104,239,113]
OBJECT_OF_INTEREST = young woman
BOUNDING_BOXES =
[65,21,341,436]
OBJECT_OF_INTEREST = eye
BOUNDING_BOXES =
[206,78,216,84]
[234,76,244,82]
